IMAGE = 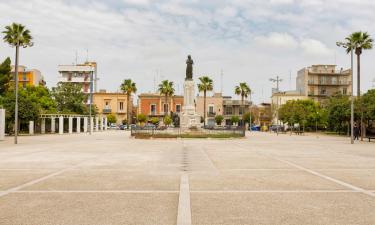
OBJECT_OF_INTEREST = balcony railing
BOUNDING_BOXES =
[103,108,112,113]
[207,112,216,117]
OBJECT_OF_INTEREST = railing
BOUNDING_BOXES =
[207,112,216,117]
[103,109,112,113]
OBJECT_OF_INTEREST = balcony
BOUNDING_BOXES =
[207,112,216,117]
[103,108,112,114]
[308,81,350,86]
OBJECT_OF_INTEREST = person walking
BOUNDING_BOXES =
[354,123,360,140]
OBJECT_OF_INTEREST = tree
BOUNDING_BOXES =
[198,76,213,127]
[120,79,137,125]
[235,82,251,127]
[107,114,117,124]
[360,89,375,131]
[0,57,11,95]
[215,115,224,125]
[3,23,33,144]
[243,112,255,125]
[163,115,172,127]
[325,95,351,134]
[51,83,89,114]
[158,80,174,116]
[231,115,240,125]
[342,31,373,140]
[137,114,147,124]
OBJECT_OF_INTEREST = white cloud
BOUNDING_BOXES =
[255,32,298,49]
[300,39,333,56]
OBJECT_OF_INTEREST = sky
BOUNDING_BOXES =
[1,0,375,104]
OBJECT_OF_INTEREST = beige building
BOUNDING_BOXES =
[58,62,98,94]
[93,90,132,125]
[271,90,308,106]
[196,93,224,126]
[297,65,352,103]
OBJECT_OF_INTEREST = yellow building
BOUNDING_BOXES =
[11,65,45,87]
[93,90,133,125]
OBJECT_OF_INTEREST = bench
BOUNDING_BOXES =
[367,136,375,142]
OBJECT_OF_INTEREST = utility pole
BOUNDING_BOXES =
[270,76,283,135]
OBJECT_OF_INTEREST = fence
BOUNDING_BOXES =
[131,126,245,138]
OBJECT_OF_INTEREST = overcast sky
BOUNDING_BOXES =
[1,0,375,103]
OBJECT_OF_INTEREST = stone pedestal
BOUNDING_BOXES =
[76,117,81,133]
[29,121,34,135]
[83,117,88,133]
[59,116,64,135]
[180,80,201,128]
[0,109,5,141]
[51,117,56,134]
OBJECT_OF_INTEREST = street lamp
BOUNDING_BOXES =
[270,76,283,135]
[336,42,354,144]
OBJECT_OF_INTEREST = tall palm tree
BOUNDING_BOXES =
[342,31,373,97]
[158,80,175,116]
[342,31,373,140]
[120,79,137,126]
[2,23,33,144]
[198,76,213,127]
[235,82,251,127]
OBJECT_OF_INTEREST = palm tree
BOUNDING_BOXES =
[198,76,213,127]
[342,32,373,140]
[342,31,373,97]
[2,23,33,144]
[235,82,251,128]
[158,80,175,116]
[120,79,137,126]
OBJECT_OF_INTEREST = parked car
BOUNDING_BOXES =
[249,125,260,131]
[119,124,127,130]
[109,123,118,129]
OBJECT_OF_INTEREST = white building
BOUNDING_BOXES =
[58,62,97,94]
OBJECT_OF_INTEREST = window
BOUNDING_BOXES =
[208,106,214,113]
[104,101,110,109]
[225,107,233,115]
[163,104,169,113]
[176,104,181,113]
[150,104,156,115]
[332,77,337,85]
[119,102,124,111]
[320,87,326,95]
[22,73,27,80]
[22,82,26,88]
[343,88,347,95]
[239,107,244,115]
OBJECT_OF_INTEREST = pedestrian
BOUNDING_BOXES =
[354,123,360,140]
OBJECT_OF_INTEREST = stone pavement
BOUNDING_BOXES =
[0,131,374,225]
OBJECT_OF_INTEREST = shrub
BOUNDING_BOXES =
[215,115,224,125]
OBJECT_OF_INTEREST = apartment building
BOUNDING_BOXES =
[11,65,45,88]
[196,93,224,126]
[58,62,97,94]
[223,96,251,126]
[93,90,132,124]
[297,65,352,103]
[137,93,184,118]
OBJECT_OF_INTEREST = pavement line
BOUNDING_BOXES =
[274,158,375,198]
[190,190,359,193]
[13,190,179,193]
[0,157,98,198]
[176,174,192,225]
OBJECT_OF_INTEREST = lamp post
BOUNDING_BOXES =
[270,76,283,135]
[89,70,93,135]
[336,42,354,144]
[249,90,252,132]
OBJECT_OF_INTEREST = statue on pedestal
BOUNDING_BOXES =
[186,55,193,80]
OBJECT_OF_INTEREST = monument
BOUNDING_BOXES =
[180,55,201,129]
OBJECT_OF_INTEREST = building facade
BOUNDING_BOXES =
[11,65,45,88]
[138,93,184,118]
[58,62,97,94]
[93,90,132,125]
[196,93,224,126]
[297,65,352,103]
[252,103,272,127]
[223,96,251,126]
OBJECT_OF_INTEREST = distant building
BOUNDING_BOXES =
[11,65,45,88]
[271,90,308,106]
[297,65,352,103]
[137,93,183,118]
[252,103,272,127]
[93,90,132,124]
[222,96,251,126]
[58,62,97,94]
[196,93,224,126]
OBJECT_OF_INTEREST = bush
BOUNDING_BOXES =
[215,115,224,125]
[163,116,172,126]
[137,114,147,123]
[231,116,240,125]
[107,114,117,124]
[150,117,160,125]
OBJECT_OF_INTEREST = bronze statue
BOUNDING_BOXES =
[186,55,193,80]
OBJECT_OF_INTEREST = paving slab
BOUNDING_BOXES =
[0,170,54,190]
[191,192,375,225]
[189,170,346,190]
[0,193,178,225]
[319,169,375,190]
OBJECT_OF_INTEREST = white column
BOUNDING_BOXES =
[104,117,108,130]
[0,109,5,141]
[95,117,99,132]
[29,121,34,135]
[59,116,64,135]
[41,118,46,134]
[51,117,56,134]
[100,117,104,131]
[83,117,88,133]
[76,117,81,133]
[68,117,73,134]
[90,117,94,133]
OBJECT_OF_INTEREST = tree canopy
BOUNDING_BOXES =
[0,57,11,95]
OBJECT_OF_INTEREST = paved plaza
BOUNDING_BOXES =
[0,131,374,225]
